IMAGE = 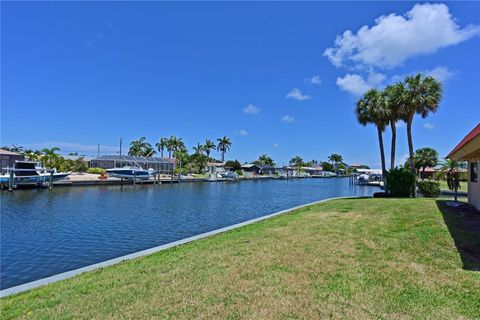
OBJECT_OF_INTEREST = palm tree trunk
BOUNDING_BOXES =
[377,127,387,191]
[390,120,396,171]
[221,150,225,162]
[161,149,164,158]
[406,114,416,197]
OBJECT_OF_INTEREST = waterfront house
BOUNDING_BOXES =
[302,165,324,176]
[447,123,480,211]
[259,165,276,175]
[90,155,175,175]
[349,164,370,170]
[206,162,226,174]
[419,166,468,180]
[241,164,261,177]
[0,148,25,170]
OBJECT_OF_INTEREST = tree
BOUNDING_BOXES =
[41,147,61,168]
[253,154,275,166]
[413,147,439,179]
[289,156,303,167]
[187,153,208,174]
[128,137,155,157]
[193,143,204,155]
[384,85,402,170]
[356,89,388,187]
[391,74,442,176]
[156,137,168,158]
[168,136,186,159]
[321,161,334,172]
[328,153,343,173]
[225,160,242,172]
[203,139,216,159]
[216,136,232,162]
[437,159,462,201]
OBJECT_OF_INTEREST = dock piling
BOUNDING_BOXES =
[8,170,14,192]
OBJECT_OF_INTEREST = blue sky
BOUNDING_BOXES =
[2,2,479,167]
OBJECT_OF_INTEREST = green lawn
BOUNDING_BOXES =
[2,198,479,319]
[438,180,469,192]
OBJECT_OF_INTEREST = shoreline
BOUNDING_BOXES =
[0,195,363,298]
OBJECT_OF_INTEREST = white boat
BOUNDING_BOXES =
[0,161,70,188]
[106,166,154,180]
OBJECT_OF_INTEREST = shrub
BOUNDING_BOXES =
[417,180,441,198]
[235,169,243,176]
[373,192,389,198]
[387,167,416,198]
[87,167,106,175]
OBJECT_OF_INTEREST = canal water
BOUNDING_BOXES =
[1,178,378,289]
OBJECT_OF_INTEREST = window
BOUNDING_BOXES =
[471,162,478,183]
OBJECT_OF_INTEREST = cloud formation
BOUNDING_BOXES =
[286,88,311,101]
[239,129,249,136]
[324,3,480,69]
[305,75,322,85]
[281,115,295,123]
[243,104,260,114]
[336,72,386,96]
[423,123,434,130]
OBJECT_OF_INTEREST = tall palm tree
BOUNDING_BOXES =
[193,143,204,155]
[203,139,216,159]
[356,89,388,185]
[168,136,186,159]
[413,147,439,179]
[384,85,402,171]
[328,153,343,173]
[216,136,231,162]
[41,147,61,168]
[155,137,168,158]
[391,74,442,175]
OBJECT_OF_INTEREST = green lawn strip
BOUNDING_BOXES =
[1,198,479,319]
[438,180,469,192]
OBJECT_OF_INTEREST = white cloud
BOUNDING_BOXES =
[305,75,322,85]
[243,104,260,114]
[239,129,249,136]
[324,3,480,69]
[390,66,456,84]
[281,115,295,123]
[273,143,279,148]
[286,88,311,101]
[336,71,386,96]
[425,66,455,82]
[423,123,434,130]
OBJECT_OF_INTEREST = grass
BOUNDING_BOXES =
[438,180,469,192]
[2,198,479,319]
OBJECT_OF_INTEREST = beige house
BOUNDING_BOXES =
[448,123,480,211]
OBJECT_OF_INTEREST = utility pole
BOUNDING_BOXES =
[97,144,100,157]
[119,138,123,156]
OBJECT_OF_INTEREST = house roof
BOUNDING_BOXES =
[0,148,22,156]
[447,123,480,160]
[207,162,225,167]
[241,164,261,169]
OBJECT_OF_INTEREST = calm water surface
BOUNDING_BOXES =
[1,178,377,289]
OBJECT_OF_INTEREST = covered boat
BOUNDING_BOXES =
[0,161,70,188]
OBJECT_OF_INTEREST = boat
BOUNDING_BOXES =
[0,161,70,188]
[106,166,154,180]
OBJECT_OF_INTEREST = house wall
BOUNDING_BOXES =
[0,154,25,169]
[468,159,479,211]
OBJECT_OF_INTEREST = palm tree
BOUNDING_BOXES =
[391,74,442,175]
[254,154,275,166]
[216,136,231,162]
[437,159,462,201]
[128,137,155,156]
[41,147,61,168]
[155,137,168,158]
[193,143,204,155]
[289,156,303,167]
[384,85,402,170]
[168,136,186,159]
[203,139,216,159]
[356,89,388,185]
[413,147,439,179]
[328,153,343,173]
